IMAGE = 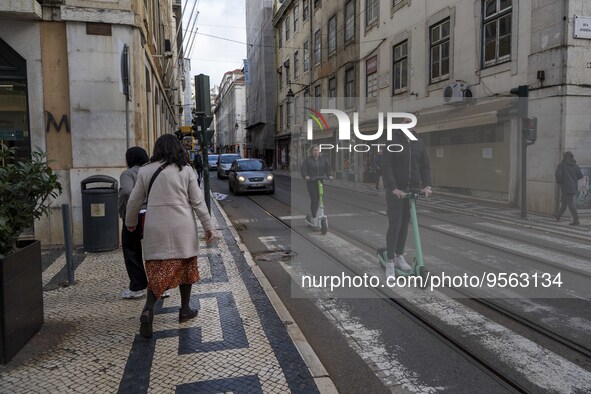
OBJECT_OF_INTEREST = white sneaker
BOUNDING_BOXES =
[395,255,412,271]
[161,290,171,298]
[386,261,396,279]
[121,289,145,299]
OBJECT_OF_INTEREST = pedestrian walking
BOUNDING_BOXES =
[118,147,149,299]
[374,151,383,190]
[301,145,333,222]
[555,151,584,226]
[194,149,204,186]
[382,130,432,278]
[125,134,214,339]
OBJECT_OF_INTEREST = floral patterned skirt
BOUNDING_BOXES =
[145,256,199,299]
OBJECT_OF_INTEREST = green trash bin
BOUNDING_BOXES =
[81,175,119,252]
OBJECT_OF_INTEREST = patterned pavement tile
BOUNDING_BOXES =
[0,204,319,393]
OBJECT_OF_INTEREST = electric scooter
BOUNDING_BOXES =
[377,190,430,286]
[305,176,329,235]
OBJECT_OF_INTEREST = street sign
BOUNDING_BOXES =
[574,16,591,39]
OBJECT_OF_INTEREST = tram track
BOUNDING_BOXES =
[243,188,591,367]
[296,189,591,358]
[241,193,530,393]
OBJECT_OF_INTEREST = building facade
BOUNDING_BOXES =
[0,0,183,245]
[245,0,276,166]
[273,0,591,214]
[213,69,246,155]
[273,0,363,176]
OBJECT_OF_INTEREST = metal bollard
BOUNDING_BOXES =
[61,204,75,285]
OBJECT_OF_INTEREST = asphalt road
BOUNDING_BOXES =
[210,172,518,393]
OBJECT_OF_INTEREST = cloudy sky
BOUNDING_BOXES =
[182,0,247,89]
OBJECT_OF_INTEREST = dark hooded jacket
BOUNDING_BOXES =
[382,131,432,192]
[555,154,584,194]
[302,155,331,179]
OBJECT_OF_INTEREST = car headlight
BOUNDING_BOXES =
[238,176,246,183]
[266,174,273,182]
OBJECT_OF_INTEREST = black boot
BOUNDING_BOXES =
[140,290,157,339]
[179,284,198,323]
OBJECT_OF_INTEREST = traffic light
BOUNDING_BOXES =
[195,74,211,116]
[510,85,529,118]
[522,117,537,142]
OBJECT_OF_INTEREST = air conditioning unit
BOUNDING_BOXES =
[443,81,472,104]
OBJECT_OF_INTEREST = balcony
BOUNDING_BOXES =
[0,0,43,20]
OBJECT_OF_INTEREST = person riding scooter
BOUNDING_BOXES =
[301,145,333,223]
[382,128,432,277]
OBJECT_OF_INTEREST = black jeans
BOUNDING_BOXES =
[122,224,148,291]
[558,193,579,223]
[375,170,382,188]
[385,193,411,260]
[306,180,320,217]
[196,169,203,186]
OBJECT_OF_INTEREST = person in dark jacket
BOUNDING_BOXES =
[118,147,149,299]
[382,130,432,276]
[374,151,383,190]
[301,145,333,221]
[194,150,204,186]
[555,151,584,225]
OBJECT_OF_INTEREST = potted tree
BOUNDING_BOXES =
[0,143,62,364]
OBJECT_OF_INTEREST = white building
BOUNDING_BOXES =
[0,0,183,246]
[213,69,246,155]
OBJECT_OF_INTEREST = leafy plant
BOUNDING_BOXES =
[0,144,62,258]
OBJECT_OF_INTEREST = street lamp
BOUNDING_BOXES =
[286,82,309,104]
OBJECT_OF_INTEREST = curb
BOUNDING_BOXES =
[212,197,338,394]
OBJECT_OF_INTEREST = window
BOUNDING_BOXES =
[278,23,282,48]
[284,59,290,85]
[328,16,337,56]
[314,0,321,8]
[303,40,310,71]
[287,101,291,127]
[294,5,299,32]
[303,0,309,21]
[366,0,378,27]
[430,19,450,83]
[345,1,355,42]
[314,84,321,108]
[285,16,290,41]
[328,77,336,107]
[366,56,378,100]
[314,30,321,65]
[483,0,512,66]
[278,66,283,90]
[280,104,284,129]
[393,41,408,93]
[345,67,355,108]
[294,51,300,79]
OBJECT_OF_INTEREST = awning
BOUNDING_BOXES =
[414,99,515,133]
[245,122,265,130]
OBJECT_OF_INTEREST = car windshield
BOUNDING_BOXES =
[221,155,241,163]
[237,160,268,172]
[208,155,218,162]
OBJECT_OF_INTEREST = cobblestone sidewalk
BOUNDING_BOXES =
[0,202,329,393]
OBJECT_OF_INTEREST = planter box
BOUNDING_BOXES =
[0,240,43,364]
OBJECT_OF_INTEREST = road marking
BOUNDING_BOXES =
[277,261,445,393]
[431,224,591,276]
[477,222,591,251]
[258,236,284,252]
[295,231,591,392]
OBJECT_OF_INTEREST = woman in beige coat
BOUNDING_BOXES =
[125,134,214,339]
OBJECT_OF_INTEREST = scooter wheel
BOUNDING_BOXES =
[320,218,328,235]
[419,267,430,289]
